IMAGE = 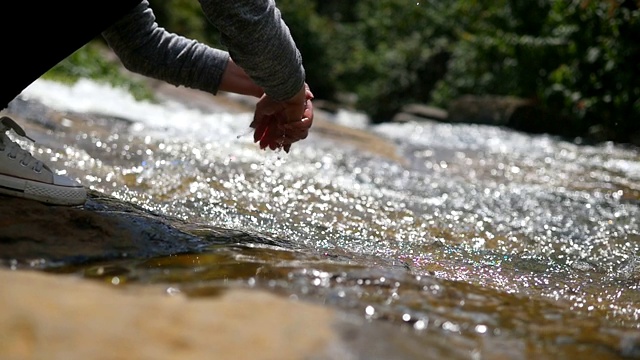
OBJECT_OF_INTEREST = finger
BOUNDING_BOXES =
[286,117,312,133]
[260,124,281,149]
[254,113,279,143]
[274,117,311,144]
[281,129,309,144]
[259,114,286,147]
[254,120,269,143]
[283,103,305,125]
[271,130,309,150]
[280,126,309,142]
[259,127,272,149]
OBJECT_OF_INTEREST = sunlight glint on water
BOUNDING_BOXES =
[22,79,640,358]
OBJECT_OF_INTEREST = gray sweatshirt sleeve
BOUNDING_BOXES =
[102,0,305,101]
[102,1,230,96]
[198,0,306,101]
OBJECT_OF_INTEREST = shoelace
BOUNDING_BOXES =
[0,116,44,173]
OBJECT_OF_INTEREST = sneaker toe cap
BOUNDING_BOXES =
[52,174,83,188]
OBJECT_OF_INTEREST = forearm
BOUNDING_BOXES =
[219,59,264,98]
[102,1,230,96]
[198,0,306,101]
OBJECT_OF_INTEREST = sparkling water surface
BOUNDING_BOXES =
[18,79,640,359]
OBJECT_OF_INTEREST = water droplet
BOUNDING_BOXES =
[475,324,488,334]
[365,305,375,316]
[414,319,427,330]
[166,287,181,295]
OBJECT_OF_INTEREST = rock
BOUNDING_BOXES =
[394,104,448,122]
[0,81,418,360]
[447,94,588,138]
[0,266,438,360]
[392,112,426,123]
[631,131,640,148]
[0,169,414,360]
[0,191,234,265]
[447,95,536,127]
[312,99,343,114]
[0,268,337,360]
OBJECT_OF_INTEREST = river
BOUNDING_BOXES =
[15,78,640,359]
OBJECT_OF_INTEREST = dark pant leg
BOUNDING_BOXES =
[0,1,143,110]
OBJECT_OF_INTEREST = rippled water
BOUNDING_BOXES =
[18,79,640,358]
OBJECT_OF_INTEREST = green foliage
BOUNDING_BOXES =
[276,0,337,99]
[47,0,640,143]
[430,0,640,142]
[44,41,155,102]
[149,0,223,48]
[541,0,640,141]
[303,0,457,121]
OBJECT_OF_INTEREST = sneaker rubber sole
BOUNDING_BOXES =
[0,173,86,206]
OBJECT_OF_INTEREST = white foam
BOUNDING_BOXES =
[22,78,253,142]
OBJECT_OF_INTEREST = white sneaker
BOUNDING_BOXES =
[0,116,86,206]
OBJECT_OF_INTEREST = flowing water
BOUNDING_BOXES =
[12,79,640,358]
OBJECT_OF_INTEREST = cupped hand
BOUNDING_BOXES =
[250,83,314,153]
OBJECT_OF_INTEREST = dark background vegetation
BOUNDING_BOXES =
[48,0,640,145]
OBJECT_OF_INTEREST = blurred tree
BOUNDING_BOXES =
[277,0,338,100]
[432,0,639,142]
[150,0,223,48]
[51,0,640,143]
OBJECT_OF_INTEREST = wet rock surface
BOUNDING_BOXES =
[1,82,404,266]
[4,77,639,360]
[1,190,216,266]
[0,268,337,360]
[0,84,408,359]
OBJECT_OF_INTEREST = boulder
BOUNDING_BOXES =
[447,95,536,127]
[394,103,448,122]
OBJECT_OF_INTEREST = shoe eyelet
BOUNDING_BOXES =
[20,160,29,166]
[7,153,16,159]
[33,167,42,173]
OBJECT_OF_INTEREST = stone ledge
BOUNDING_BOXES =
[0,268,336,360]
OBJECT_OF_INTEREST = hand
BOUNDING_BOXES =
[250,83,314,153]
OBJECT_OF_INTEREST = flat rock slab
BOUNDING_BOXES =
[0,191,227,266]
[0,268,337,360]
[0,84,423,359]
